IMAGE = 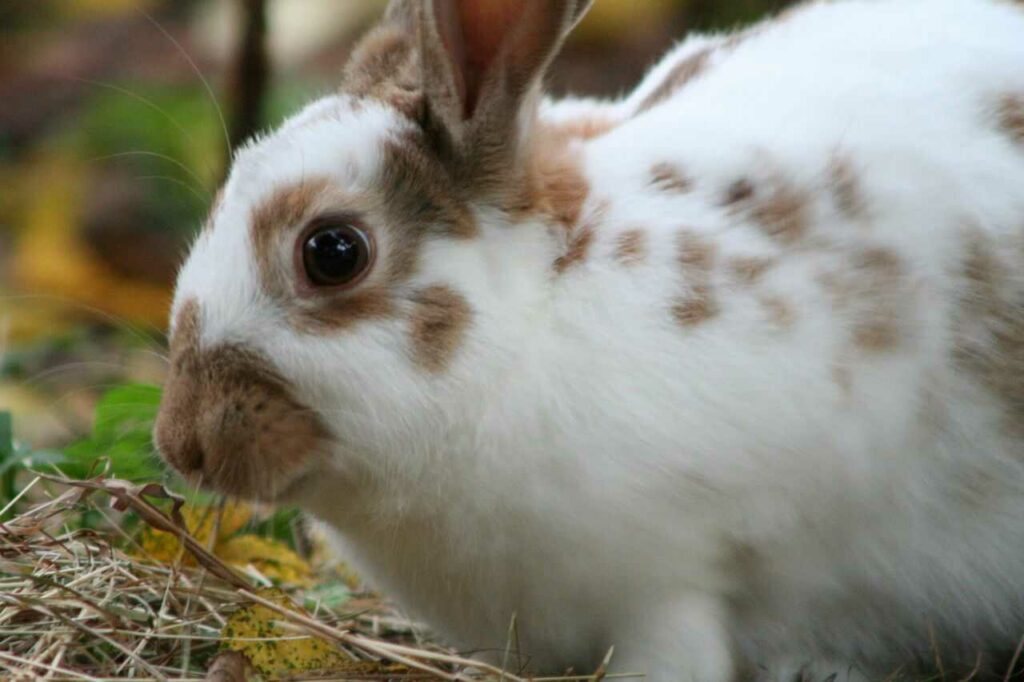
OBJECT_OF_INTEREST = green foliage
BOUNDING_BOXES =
[0,411,14,508]
[59,383,164,481]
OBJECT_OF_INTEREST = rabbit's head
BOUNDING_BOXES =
[154,1,594,503]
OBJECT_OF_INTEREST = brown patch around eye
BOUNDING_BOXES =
[250,176,398,333]
[613,229,649,266]
[996,93,1024,145]
[251,177,332,297]
[291,288,395,333]
[828,155,867,220]
[727,256,775,286]
[650,162,692,194]
[636,47,713,114]
[408,284,473,373]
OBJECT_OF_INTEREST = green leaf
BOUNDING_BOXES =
[0,411,15,509]
[59,383,164,481]
[302,581,352,612]
[92,383,162,443]
[0,411,12,462]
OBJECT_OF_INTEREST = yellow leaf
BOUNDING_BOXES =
[12,153,172,328]
[137,501,252,565]
[221,588,347,679]
[219,535,314,587]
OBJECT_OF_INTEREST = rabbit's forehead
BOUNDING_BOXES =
[172,96,410,349]
[231,95,406,197]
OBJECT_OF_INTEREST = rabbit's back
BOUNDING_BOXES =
[533,0,1024,673]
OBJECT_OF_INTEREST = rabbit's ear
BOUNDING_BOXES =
[419,0,592,179]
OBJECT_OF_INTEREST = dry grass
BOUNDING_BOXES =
[0,474,626,681]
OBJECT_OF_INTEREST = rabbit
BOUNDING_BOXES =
[153,0,1024,679]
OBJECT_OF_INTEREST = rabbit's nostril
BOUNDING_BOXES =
[180,442,205,473]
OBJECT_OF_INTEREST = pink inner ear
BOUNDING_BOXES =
[437,0,530,119]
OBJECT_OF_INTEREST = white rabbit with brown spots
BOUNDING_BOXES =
[154,1,1024,679]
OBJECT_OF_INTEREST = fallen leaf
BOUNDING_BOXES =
[221,588,347,679]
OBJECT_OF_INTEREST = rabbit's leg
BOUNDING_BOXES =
[613,593,735,682]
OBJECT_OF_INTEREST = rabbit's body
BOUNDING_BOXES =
[155,1,1024,679]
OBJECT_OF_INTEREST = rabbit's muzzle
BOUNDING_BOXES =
[153,300,326,500]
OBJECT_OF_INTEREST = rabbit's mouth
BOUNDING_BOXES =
[153,299,329,502]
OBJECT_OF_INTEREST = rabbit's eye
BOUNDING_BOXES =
[301,218,373,288]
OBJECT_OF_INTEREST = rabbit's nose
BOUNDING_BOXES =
[153,403,204,476]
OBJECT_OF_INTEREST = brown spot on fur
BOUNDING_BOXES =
[650,162,692,193]
[408,285,473,372]
[727,256,775,285]
[677,230,716,272]
[759,295,796,329]
[528,142,590,228]
[832,363,853,396]
[828,155,866,219]
[954,229,1024,434]
[722,178,756,206]
[545,115,620,141]
[851,247,905,351]
[613,229,649,266]
[673,230,719,327]
[997,94,1024,145]
[554,223,595,274]
[673,286,718,327]
[749,181,811,244]
[636,48,713,114]
[154,299,326,500]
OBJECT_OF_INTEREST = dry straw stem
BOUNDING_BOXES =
[0,473,641,681]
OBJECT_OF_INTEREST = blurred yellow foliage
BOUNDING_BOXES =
[575,0,678,42]
[12,153,172,333]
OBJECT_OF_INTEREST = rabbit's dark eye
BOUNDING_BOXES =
[301,218,373,287]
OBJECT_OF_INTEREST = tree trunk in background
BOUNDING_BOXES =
[228,0,268,159]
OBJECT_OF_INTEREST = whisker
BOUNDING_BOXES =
[139,8,232,162]
[64,75,216,179]
[135,174,212,205]
[17,361,146,390]
[88,151,210,199]
[0,293,169,357]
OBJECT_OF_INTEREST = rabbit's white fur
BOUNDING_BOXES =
[166,0,1024,679]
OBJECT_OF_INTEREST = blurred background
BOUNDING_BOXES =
[0,0,794,456]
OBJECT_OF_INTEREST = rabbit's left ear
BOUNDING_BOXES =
[419,0,593,188]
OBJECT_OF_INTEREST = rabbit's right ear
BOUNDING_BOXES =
[345,1,591,197]
[417,0,592,191]
[421,0,589,126]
